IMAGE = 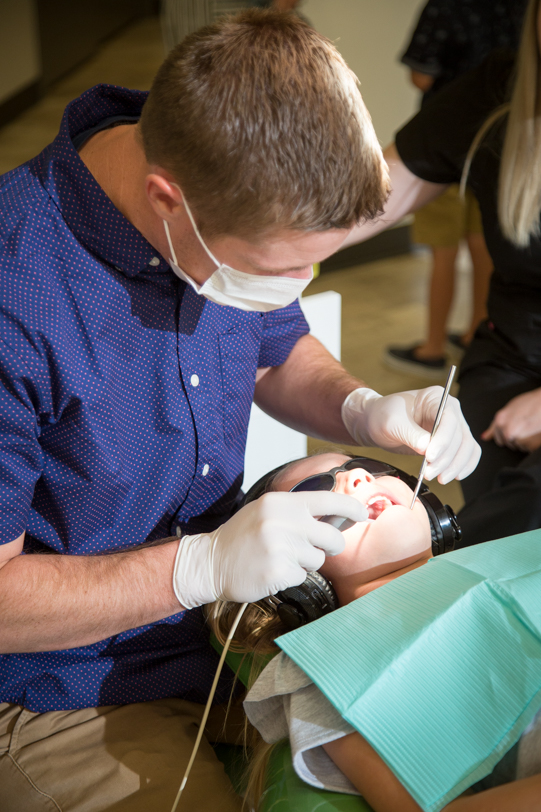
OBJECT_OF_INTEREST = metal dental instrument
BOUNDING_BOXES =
[409,364,457,510]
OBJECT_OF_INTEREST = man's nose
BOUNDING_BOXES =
[337,468,374,494]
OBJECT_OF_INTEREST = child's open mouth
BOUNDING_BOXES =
[366,495,394,520]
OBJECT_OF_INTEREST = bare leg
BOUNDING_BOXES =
[414,244,459,359]
[464,231,493,345]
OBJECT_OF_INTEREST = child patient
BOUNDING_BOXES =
[207,452,541,812]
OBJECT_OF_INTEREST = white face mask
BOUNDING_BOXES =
[163,189,313,312]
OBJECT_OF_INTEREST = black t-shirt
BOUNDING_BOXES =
[396,50,541,369]
[401,0,527,103]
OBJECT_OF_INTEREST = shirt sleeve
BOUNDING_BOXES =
[0,336,44,544]
[395,50,514,186]
[401,0,457,77]
[244,651,359,796]
[257,299,309,368]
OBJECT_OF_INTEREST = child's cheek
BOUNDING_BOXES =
[319,523,370,579]
[372,505,431,557]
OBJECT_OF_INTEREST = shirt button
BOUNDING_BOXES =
[202,464,210,476]
[149,256,160,267]
[190,374,200,387]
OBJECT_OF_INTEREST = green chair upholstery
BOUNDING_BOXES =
[261,740,373,812]
[210,637,374,811]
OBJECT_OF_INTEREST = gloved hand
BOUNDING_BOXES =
[172,491,367,608]
[342,386,481,484]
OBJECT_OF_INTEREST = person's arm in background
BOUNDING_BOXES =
[482,388,541,452]
[410,69,435,93]
[340,0,453,246]
[323,732,541,812]
[340,144,448,248]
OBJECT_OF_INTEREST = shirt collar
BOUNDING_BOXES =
[34,84,168,278]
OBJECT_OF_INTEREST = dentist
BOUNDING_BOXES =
[0,10,479,812]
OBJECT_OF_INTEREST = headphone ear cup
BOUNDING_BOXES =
[275,571,338,630]
[417,490,461,555]
[277,603,305,630]
[445,504,462,546]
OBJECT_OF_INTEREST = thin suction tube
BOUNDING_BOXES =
[170,602,249,812]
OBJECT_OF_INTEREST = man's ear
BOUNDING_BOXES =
[145,172,184,221]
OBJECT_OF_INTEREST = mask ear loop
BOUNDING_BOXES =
[163,219,179,267]
[170,601,249,812]
[172,183,221,269]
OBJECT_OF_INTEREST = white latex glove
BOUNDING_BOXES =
[342,387,481,484]
[173,491,367,608]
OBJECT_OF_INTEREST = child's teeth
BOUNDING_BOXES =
[366,495,393,519]
[367,495,391,506]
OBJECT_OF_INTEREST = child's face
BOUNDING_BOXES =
[275,453,432,601]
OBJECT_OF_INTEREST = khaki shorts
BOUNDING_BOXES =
[412,184,483,247]
[0,697,245,812]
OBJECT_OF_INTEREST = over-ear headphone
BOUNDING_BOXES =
[390,469,461,557]
[267,570,339,630]
[243,455,461,630]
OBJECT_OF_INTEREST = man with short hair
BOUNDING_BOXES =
[0,11,479,811]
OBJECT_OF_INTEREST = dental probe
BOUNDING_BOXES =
[409,364,457,510]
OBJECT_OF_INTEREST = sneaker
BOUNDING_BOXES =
[383,344,447,380]
[447,333,468,356]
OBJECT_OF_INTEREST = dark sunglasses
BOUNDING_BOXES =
[290,456,398,494]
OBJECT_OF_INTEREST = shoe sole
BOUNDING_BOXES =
[382,351,449,380]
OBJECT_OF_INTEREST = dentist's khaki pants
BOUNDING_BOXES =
[0,698,244,812]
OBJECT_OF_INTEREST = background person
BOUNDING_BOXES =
[0,11,479,811]
[342,0,541,547]
[384,0,526,379]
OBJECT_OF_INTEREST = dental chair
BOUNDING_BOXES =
[211,642,374,812]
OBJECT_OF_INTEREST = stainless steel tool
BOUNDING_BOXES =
[409,365,457,510]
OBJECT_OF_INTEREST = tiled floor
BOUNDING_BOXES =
[0,15,465,511]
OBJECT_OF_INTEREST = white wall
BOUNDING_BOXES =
[243,290,341,490]
[304,0,427,146]
[0,0,40,105]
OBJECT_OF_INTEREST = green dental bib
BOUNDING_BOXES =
[276,530,541,812]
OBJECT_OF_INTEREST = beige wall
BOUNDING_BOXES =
[0,0,40,105]
[304,0,427,146]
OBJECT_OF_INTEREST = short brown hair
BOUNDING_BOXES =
[140,10,389,238]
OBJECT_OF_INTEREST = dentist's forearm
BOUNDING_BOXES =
[0,539,182,653]
[341,144,447,249]
[254,334,361,443]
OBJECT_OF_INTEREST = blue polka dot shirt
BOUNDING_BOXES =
[0,84,309,712]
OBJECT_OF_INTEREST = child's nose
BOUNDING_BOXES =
[336,468,374,494]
